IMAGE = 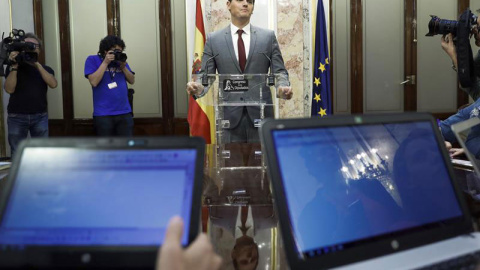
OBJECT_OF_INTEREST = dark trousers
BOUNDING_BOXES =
[224,107,259,143]
[93,113,134,136]
[8,112,48,157]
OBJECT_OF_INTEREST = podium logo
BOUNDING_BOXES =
[223,79,249,92]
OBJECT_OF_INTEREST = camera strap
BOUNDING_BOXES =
[108,66,117,82]
[456,9,475,88]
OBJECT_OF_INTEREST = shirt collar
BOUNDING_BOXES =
[231,23,251,35]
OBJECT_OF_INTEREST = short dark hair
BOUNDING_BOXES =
[98,35,125,57]
[24,33,42,48]
[227,0,255,4]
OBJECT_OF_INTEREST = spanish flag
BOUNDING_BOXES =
[187,0,215,144]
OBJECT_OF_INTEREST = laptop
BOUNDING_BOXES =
[0,137,205,269]
[260,113,480,269]
[452,117,480,172]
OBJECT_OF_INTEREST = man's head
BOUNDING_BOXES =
[98,35,125,57]
[24,33,41,54]
[227,0,255,24]
[231,235,259,270]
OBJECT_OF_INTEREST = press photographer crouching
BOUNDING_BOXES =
[84,35,135,136]
[2,30,57,158]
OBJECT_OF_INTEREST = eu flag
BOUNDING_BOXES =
[311,0,331,117]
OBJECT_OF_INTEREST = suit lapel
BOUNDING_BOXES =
[245,25,257,72]
[224,26,242,73]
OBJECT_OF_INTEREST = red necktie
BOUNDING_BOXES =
[241,206,248,226]
[237,29,246,72]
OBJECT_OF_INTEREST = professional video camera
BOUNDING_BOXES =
[426,9,478,87]
[0,29,39,76]
[111,49,127,62]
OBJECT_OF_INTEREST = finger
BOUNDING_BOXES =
[163,216,184,247]
[157,217,184,270]
[211,254,223,270]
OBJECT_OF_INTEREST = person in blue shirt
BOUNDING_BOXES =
[440,99,480,159]
[84,35,135,136]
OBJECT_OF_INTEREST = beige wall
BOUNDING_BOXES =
[120,0,163,117]
[70,0,108,119]
[42,0,63,119]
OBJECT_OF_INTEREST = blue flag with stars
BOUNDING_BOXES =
[311,0,331,117]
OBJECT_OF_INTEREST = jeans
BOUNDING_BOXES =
[8,112,49,158]
[93,113,134,136]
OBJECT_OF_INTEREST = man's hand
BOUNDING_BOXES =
[445,141,452,150]
[157,216,222,270]
[277,86,293,100]
[186,81,204,96]
[8,51,19,68]
[449,147,465,158]
[441,34,457,66]
[103,51,115,65]
[119,61,127,70]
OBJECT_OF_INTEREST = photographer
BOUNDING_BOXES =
[4,33,57,158]
[441,22,480,101]
[84,35,135,136]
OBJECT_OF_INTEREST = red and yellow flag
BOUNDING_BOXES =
[187,0,215,144]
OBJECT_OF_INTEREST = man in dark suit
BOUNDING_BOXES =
[187,0,293,143]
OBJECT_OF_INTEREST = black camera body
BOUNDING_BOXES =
[0,29,38,76]
[111,49,127,62]
[426,9,477,88]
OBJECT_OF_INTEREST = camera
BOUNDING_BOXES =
[110,49,127,62]
[426,9,477,88]
[426,12,478,37]
[0,29,38,76]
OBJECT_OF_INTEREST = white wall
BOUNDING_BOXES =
[120,0,163,117]
[70,0,108,119]
[43,0,63,119]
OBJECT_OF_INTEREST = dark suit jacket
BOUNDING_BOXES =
[198,25,290,128]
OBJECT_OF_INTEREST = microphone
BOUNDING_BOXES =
[259,52,275,86]
[202,53,219,86]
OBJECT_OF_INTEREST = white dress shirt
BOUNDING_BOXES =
[230,23,251,63]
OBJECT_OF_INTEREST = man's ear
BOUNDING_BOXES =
[227,1,231,11]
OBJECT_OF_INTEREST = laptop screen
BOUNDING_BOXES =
[0,147,197,247]
[271,120,463,258]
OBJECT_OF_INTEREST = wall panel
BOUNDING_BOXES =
[120,0,162,117]
[70,0,108,119]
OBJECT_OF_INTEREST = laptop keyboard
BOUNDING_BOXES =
[416,251,480,270]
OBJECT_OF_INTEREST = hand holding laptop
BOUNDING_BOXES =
[157,216,222,270]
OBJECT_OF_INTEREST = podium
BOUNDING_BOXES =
[194,73,288,206]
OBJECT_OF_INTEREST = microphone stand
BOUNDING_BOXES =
[202,53,219,86]
[259,52,275,86]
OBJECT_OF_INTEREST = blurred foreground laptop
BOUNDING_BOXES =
[0,137,205,269]
[261,113,480,269]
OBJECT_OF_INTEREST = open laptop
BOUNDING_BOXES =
[451,117,480,201]
[0,137,205,269]
[452,117,480,172]
[260,113,480,269]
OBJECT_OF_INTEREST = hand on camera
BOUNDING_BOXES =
[186,81,204,96]
[103,51,115,65]
[277,86,293,100]
[441,33,456,59]
[119,61,127,70]
[8,51,19,68]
